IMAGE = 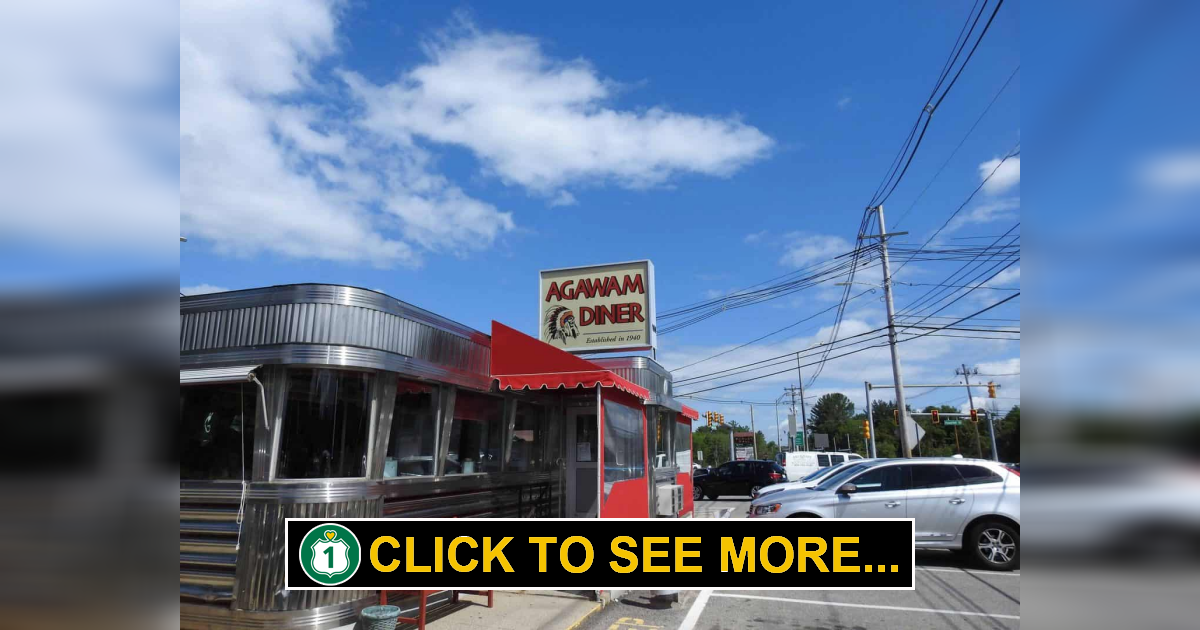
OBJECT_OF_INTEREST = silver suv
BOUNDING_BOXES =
[747,458,1021,570]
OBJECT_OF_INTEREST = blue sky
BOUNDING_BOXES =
[175,1,1022,434]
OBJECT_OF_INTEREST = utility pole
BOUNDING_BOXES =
[749,405,758,460]
[867,205,913,458]
[774,403,781,455]
[796,356,809,451]
[957,364,998,461]
[783,385,807,451]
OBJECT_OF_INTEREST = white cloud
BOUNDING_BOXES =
[837,96,852,110]
[986,266,1020,288]
[342,18,773,198]
[181,284,229,295]
[180,0,520,267]
[743,230,769,243]
[779,233,851,268]
[946,197,1020,233]
[979,156,1020,195]
[179,4,771,267]
[1139,152,1200,191]
[549,191,577,207]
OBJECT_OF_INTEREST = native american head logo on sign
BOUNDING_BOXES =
[544,306,579,344]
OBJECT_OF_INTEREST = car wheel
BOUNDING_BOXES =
[968,521,1019,571]
[693,485,703,501]
[750,485,763,499]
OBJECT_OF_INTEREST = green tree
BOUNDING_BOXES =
[809,393,856,443]
[996,406,1020,462]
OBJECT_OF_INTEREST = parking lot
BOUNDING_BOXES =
[578,497,1020,629]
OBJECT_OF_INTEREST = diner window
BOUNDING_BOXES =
[277,369,371,479]
[180,382,256,480]
[509,401,548,472]
[654,410,675,468]
[602,399,644,488]
[446,390,504,474]
[385,380,438,478]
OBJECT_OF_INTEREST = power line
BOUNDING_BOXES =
[673,327,893,387]
[675,293,1019,396]
[669,289,877,374]
[810,1,1009,389]
[870,0,1009,208]
[659,243,877,320]
[891,144,1020,281]
[894,223,1019,321]
[892,65,1021,229]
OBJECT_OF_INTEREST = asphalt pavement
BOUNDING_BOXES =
[575,497,1020,630]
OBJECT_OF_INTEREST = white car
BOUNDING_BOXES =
[748,458,1021,570]
[756,459,873,499]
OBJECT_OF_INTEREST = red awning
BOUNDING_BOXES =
[681,404,699,420]
[490,321,651,402]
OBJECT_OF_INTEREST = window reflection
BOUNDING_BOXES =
[446,390,504,474]
[179,382,255,480]
[653,410,675,468]
[603,399,644,488]
[510,401,548,472]
[277,369,371,479]
[385,380,437,478]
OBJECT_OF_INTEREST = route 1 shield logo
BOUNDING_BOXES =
[298,523,361,586]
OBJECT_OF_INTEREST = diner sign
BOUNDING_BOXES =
[539,260,656,353]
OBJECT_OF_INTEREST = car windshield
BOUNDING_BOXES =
[801,466,834,482]
[813,462,874,491]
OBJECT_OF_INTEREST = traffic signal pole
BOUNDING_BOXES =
[864,381,877,458]
[957,365,999,461]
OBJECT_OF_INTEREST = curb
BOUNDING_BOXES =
[563,602,604,630]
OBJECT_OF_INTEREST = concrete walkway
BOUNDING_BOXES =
[416,591,602,630]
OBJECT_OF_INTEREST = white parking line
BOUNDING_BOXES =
[708,593,1020,620]
[677,589,713,630]
[917,566,1020,577]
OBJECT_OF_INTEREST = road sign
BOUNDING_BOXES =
[943,419,962,426]
[794,434,803,447]
[904,415,926,446]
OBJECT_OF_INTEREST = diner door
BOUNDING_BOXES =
[565,408,599,517]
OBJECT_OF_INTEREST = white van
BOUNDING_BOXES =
[776,451,864,481]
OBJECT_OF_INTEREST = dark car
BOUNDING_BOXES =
[693,460,787,500]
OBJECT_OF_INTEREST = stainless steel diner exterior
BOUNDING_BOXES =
[178,284,694,630]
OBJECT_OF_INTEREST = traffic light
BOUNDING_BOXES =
[930,409,940,425]
[988,382,996,398]
[969,408,979,424]
[862,419,870,439]
[893,408,900,425]
[706,411,713,428]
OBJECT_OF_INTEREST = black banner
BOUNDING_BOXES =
[285,518,913,590]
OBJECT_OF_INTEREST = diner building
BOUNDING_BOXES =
[179,284,696,629]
